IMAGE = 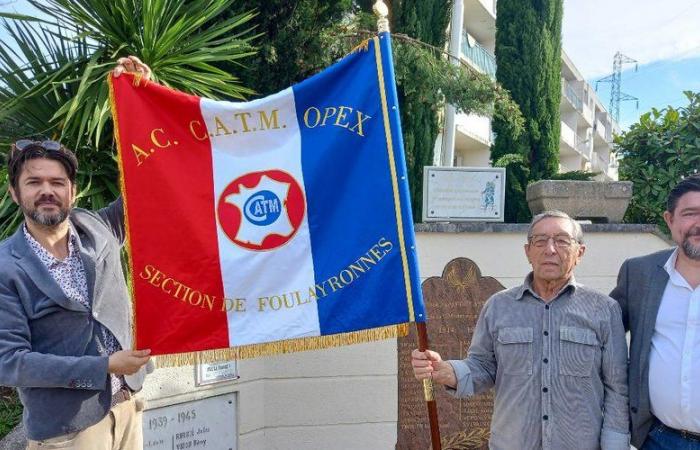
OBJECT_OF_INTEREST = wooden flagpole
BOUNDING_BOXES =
[417,322,442,450]
[372,2,442,448]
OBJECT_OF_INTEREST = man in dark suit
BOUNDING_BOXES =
[611,174,700,450]
[0,57,153,449]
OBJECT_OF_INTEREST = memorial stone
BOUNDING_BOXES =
[396,258,504,450]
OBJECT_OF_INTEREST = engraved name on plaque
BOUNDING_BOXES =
[143,393,237,450]
[195,359,239,386]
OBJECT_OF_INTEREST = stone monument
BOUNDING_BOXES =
[396,258,504,450]
[526,180,633,223]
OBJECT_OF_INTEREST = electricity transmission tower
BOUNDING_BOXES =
[596,52,638,122]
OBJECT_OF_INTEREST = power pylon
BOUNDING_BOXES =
[596,52,638,122]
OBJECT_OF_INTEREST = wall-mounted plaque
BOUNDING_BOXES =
[195,359,239,386]
[422,166,505,222]
[143,393,237,450]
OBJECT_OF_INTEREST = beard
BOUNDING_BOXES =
[22,195,71,227]
[681,227,700,261]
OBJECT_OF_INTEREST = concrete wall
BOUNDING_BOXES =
[141,226,671,450]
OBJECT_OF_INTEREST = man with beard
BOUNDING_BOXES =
[611,174,700,450]
[0,57,153,449]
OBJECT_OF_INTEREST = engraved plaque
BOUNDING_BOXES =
[397,258,504,450]
[195,360,239,386]
[422,167,505,222]
[143,393,237,450]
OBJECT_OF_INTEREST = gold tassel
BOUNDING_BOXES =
[349,38,371,54]
[154,323,409,368]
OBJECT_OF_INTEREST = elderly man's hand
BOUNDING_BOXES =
[112,55,152,81]
[411,349,457,388]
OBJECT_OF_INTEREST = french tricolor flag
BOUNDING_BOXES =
[109,34,425,361]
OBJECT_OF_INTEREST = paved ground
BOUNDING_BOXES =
[0,424,24,450]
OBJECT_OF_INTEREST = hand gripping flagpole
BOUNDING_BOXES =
[372,3,442,449]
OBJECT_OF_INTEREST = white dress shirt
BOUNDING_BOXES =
[648,249,700,432]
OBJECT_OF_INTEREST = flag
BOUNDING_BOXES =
[109,33,425,363]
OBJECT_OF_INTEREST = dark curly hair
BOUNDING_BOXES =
[667,174,700,213]
[7,141,78,190]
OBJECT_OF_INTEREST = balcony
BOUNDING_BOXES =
[455,112,492,146]
[591,151,611,173]
[461,33,497,79]
[562,81,583,111]
[594,119,607,142]
[463,0,497,44]
[575,133,592,159]
[560,121,576,151]
[581,102,594,126]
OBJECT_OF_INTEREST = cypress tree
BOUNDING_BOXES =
[492,0,563,222]
[391,0,452,220]
[230,1,353,97]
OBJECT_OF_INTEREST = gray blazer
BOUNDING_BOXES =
[0,199,147,440]
[610,248,674,449]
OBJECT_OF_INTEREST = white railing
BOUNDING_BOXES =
[563,82,583,110]
[461,33,497,78]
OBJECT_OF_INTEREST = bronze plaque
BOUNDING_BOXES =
[396,258,505,450]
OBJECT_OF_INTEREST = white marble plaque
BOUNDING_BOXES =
[195,360,239,386]
[422,166,505,222]
[143,393,237,450]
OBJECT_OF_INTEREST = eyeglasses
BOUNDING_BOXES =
[528,234,577,249]
[13,139,63,152]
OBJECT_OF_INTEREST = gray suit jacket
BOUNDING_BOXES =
[0,199,147,440]
[610,248,674,449]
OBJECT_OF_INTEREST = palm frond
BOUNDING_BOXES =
[0,0,257,239]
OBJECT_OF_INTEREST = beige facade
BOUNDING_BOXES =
[441,0,619,180]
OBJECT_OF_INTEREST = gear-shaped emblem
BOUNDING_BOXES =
[217,170,306,251]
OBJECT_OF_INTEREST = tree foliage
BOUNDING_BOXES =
[614,91,700,229]
[0,0,525,237]
[390,0,451,220]
[229,0,353,97]
[492,0,563,222]
[219,1,524,222]
[0,0,257,239]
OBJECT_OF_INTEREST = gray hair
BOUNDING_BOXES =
[527,210,584,244]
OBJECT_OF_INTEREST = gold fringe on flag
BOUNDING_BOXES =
[107,74,140,349]
[154,323,409,368]
[349,38,371,54]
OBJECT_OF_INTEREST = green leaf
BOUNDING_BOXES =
[0,0,258,239]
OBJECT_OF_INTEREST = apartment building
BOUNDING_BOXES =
[438,0,619,180]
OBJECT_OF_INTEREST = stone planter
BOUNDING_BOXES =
[526,180,633,223]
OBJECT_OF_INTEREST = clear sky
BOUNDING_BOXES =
[563,0,700,129]
[3,0,700,131]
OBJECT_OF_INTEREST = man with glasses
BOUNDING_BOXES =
[0,57,153,449]
[411,210,630,450]
[611,174,700,450]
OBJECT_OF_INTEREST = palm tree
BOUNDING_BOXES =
[0,0,257,238]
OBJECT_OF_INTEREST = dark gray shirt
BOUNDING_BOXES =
[447,275,629,450]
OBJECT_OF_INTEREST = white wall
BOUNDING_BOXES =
[140,228,670,450]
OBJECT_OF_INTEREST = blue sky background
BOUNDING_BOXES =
[2,0,700,131]
[563,0,700,130]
